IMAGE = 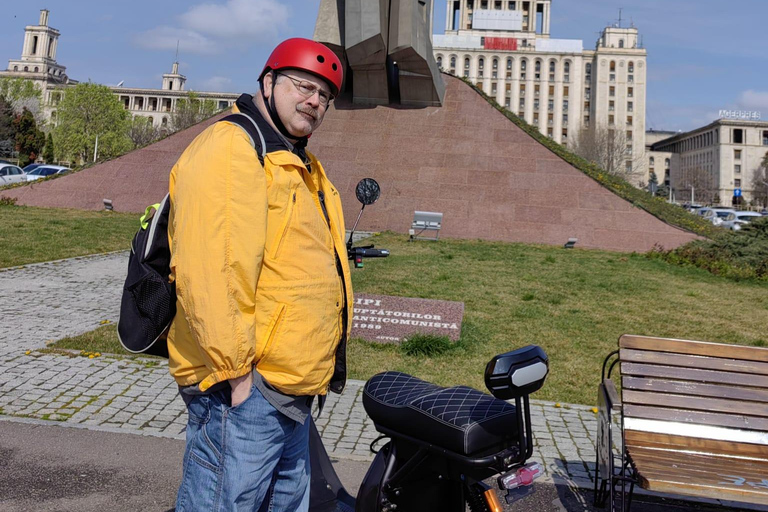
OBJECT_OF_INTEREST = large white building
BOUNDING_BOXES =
[433,0,648,181]
[651,117,768,206]
[0,10,238,129]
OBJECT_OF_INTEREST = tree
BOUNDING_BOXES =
[12,108,45,167]
[570,124,645,181]
[751,151,768,208]
[0,77,44,124]
[53,82,132,163]
[0,96,14,158]
[171,92,219,132]
[678,166,717,205]
[42,132,55,163]
[128,115,161,148]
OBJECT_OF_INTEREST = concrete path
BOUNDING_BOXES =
[0,253,757,510]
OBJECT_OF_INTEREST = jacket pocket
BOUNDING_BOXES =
[256,303,286,362]
[271,187,298,260]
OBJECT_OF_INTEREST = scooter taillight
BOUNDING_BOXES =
[499,462,543,490]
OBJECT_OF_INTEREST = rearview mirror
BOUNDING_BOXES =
[355,178,380,206]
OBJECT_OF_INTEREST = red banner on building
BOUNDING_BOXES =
[484,37,518,51]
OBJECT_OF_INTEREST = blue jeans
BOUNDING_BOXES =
[176,381,311,512]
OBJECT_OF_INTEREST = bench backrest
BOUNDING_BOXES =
[412,211,442,230]
[619,335,768,455]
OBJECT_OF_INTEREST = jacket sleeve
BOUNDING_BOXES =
[169,122,266,391]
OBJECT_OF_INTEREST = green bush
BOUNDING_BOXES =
[400,333,454,357]
[647,217,768,281]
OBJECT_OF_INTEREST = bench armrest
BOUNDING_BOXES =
[603,377,621,410]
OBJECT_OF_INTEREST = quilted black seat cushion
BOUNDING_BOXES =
[363,371,519,456]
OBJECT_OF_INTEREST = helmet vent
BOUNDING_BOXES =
[332,63,338,71]
[317,55,325,63]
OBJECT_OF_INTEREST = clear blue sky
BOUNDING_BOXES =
[1,0,766,132]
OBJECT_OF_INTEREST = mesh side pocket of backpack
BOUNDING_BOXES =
[129,272,173,333]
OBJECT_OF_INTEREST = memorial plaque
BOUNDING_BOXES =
[351,293,464,343]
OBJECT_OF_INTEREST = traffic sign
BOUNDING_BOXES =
[734,189,742,197]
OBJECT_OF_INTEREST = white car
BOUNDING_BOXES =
[721,211,764,231]
[701,208,736,226]
[25,165,70,181]
[0,164,26,185]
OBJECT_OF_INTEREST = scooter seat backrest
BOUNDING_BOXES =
[363,371,519,457]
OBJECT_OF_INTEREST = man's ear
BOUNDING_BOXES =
[261,71,275,100]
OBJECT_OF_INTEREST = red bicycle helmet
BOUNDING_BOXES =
[260,38,343,96]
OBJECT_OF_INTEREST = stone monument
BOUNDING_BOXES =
[314,0,445,107]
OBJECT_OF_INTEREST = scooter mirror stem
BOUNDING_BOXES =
[347,204,366,252]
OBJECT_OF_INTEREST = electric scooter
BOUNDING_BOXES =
[309,179,549,512]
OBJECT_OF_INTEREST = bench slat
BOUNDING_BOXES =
[628,446,768,475]
[625,404,768,431]
[621,362,768,389]
[622,390,768,418]
[620,348,768,376]
[625,430,768,460]
[623,376,768,404]
[620,335,768,363]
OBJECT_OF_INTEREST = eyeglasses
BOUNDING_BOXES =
[277,73,334,107]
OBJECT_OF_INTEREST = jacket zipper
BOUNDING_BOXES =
[272,189,297,259]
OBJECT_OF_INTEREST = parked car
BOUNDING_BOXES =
[0,164,26,185]
[701,208,736,226]
[761,208,768,216]
[23,163,45,173]
[25,165,70,181]
[721,211,764,230]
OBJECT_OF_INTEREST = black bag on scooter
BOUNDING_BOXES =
[117,113,265,357]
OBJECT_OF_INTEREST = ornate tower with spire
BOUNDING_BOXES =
[5,9,69,84]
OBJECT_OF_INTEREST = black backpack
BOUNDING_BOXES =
[117,113,265,357]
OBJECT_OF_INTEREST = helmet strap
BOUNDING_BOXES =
[261,73,308,143]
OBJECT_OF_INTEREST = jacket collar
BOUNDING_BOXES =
[234,94,309,163]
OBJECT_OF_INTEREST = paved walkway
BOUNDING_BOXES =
[0,252,600,488]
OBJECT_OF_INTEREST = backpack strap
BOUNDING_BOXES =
[220,113,266,165]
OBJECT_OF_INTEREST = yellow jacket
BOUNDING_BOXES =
[167,106,353,396]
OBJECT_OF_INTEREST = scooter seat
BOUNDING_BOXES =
[363,371,519,456]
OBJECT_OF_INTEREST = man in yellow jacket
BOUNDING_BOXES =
[168,38,353,511]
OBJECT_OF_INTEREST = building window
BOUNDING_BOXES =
[548,99,554,111]
[534,84,540,96]
[609,115,615,125]
[505,98,511,108]
[609,100,615,112]
[507,58,513,70]
[491,83,497,94]
[478,70,484,78]
[584,114,590,125]
[609,86,615,97]
[585,88,591,100]
[563,100,569,111]
[495,1,501,9]
[548,85,554,95]
[628,87,633,98]
[610,61,616,72]
[628,61,634,73]
[506,83,512,95]
[436,56,443,69]
[585,63,592,80]
[563,86,569,97]
[626,161,632,172]
[465,57,471,69]
[493,58,498,70]
[734,149,742,160]
[493,70,498,78]
[649,157,655,166]
[547,128,554,137]
[548,112,554,125]
[627,101,633,112]
[627,130,633,141]
[619,39,625,48]
[665,158,670,168]
[464,70,469,78]
[534,99,540,110]
[628,75,634,83]
[519,98,525,109]
[450,56,456,70]
[763,130,768,145]
[508,1,515,9]
[584,101,590,110]
[610,74,615,82]
[733,128,744,144]
[533,112,539,123]
[627,116,633,126]
[520,84,526,96]
[735,164,742,173]
[521,59,527,71]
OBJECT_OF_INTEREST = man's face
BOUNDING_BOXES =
[264,69,333,139]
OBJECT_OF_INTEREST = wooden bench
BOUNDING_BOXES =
[594,335,768,511]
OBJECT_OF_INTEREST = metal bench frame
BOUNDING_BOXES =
[410,211,443,241]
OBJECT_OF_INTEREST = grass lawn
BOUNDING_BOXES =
[0,204,139,268]
[44,230,768,406]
